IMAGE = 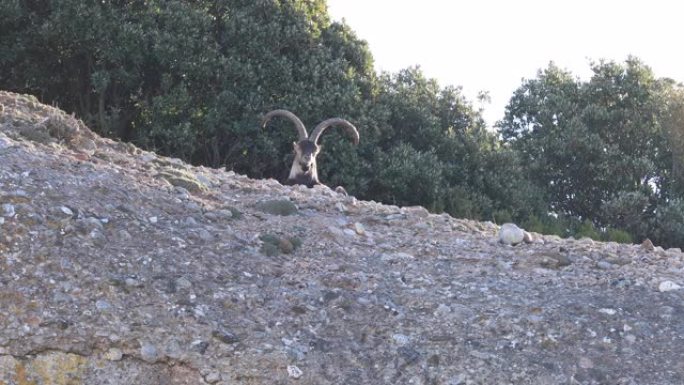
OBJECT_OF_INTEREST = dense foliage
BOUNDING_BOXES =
[499,58,684,247]
[2,1,684,247]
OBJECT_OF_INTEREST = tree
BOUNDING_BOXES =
[661,83,684,196]
[499,58,683,244]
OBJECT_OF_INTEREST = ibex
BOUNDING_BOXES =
[261,109,359,188]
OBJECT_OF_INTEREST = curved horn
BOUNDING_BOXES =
[261,109,308,141]
[309,118,360,145]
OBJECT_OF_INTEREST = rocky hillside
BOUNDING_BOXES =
[0,90,683,385]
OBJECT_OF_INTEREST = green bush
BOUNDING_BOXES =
[603,190,652,241]
[654,199,684,248]
[604,228,633,244]
[574,219,602,240]
[370,144,445,210]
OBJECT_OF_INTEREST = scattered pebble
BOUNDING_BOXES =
[104,348,123,361]
[204,371,221,384]
[140,343,158,363]
[658,281,682,292]
[287,365,303,379]
[95,299,111,311]
[2,204,15,217]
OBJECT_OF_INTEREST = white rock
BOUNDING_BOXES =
[60,206,73,216]
[354,222,365,235]
[598,308,616,315]
[2,204,16,217]
[149,216,158,224]
[140,343,158,363]
[499,223,525,246]
[658,281,682,292]
[392,333,410,346]
[104,348,123,361]
[204,371,221,383]
[287,365,303,379]
[380,252,415,262]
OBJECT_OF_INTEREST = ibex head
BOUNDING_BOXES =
[261,109,359,188]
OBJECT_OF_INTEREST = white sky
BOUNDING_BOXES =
[327,0,684,127]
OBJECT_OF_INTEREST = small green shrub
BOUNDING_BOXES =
[604,228,633,244]
[574,219,601,240]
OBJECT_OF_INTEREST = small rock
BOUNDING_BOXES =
[141,153,156,163]
[2,204,15,217]
[641,238,655,252]
[381,252,415,263]
[204,371,221,384]
[658,281,682,292]
[148,216,158,224]
[190,340,209,355]
[175,277,192,290]
[392,333,410,346]
[598,308,616,315]
[164,338,184,360]
[140,342,158,363]
[405,206,429,218]
[287,365,303,379]
[354,222,365,235]
[596,261,614,270]
[125,277,143,287]
[499,223,525,246]
[212,329,239,344]
[95,299,111,311]
[59,206,74,216]
[104,348,123,361]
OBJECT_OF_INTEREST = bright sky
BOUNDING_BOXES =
[327,0,684,127]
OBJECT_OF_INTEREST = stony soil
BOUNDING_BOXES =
[1,91,683,384]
